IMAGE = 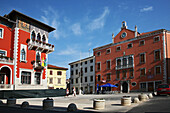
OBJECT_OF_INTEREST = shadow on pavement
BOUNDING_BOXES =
[83,107,94,109]
[111,104,121,106]
[0,105,98,113]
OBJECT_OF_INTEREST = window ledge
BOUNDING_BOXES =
[20,60,27,63]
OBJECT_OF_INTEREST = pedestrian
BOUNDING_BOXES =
[73,87,76,97]
[66,88,69,97]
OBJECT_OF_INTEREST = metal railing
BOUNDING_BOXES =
[27,39,54,52]
[0,56,13,64]
[116,64,133,70]
[0,84,11,89]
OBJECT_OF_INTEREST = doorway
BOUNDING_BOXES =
[122,81,128,93]
[0,67,11,85]
[148,82,154,92]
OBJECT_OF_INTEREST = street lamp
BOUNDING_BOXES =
[78,59,83,95]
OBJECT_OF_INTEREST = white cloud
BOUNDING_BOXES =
[70,23,82,35]
[140,6,153,12]
[87,7,110,31]
[64,17,70,23]
[41,6,65,40]
[88,42,92,46]
[118,3,128,10]
[57,47,78,55]
[57,46,90,59]
[41,16,49,24]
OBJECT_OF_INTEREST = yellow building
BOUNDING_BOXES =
[47,64,68,89]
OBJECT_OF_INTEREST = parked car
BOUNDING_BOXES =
[157,84,170,95]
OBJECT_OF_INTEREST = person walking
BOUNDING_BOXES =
[66,88,69,97]
[73,87,76,97]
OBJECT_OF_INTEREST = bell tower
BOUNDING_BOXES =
[121,21,127,29]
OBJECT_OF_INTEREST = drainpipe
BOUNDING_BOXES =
[163,30,167,84]
[165,30,169,83]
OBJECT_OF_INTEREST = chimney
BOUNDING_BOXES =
[135,25,137,37]
[112,33,114,43]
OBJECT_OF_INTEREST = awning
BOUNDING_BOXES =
[100,83,117,88]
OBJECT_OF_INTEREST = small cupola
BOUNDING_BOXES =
[121,21,127,29]
[112,33,114,43]
[135,25,137,37]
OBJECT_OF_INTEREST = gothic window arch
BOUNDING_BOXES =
[21,48,26,61]
[42,35,46,43]
[36,51,41,61]
[20,44,27,62]
[37,33,41,41]
[31,31,36,40]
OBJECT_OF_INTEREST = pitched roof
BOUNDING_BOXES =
[47,64,68,70]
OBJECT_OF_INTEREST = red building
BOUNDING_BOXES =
[0,10,55,90]
[94,21,170,93]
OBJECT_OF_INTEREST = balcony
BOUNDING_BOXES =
[32,60,44,70]
[116,64,133,70]
[0,84,12,89]
[27,39,54,54]
[0,56,13,64]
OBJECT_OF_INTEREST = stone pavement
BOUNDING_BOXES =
[0,92,151,112]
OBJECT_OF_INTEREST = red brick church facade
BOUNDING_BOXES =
[94,21,170,93]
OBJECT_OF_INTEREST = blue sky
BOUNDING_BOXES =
[1,0,170,78]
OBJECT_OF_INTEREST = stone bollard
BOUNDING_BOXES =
[0,100,3,105]
[67,103,77,112]
[93,99,105,110]
[152,92,157,96]
[7,98,16,106]
[121,96,131,106]
[146,95,149,100]
[138,94,148,101]
[148,93,153,99]
[43,98,53,110]
[132,97,140,103]
[21,101,29,108]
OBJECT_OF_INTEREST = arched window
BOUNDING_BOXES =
[128,57,133,65]
[21,48,26,61]
[117,59,121,68]
[123,58,127,66]
[37,33,41,41]
[31,31,35,40]
[36,52,40,61]
[42,35,46,43]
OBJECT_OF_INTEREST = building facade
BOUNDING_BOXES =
[69,56,95,94]
[0,10,55,90]
[47,64,68,89]
[94,21,170,93]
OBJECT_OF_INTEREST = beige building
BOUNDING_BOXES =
[47,64,68,89]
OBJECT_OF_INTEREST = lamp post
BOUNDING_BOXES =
[79,67,82,95]
[79,52,82,95]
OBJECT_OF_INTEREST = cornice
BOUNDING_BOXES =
[93,29,165,52]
